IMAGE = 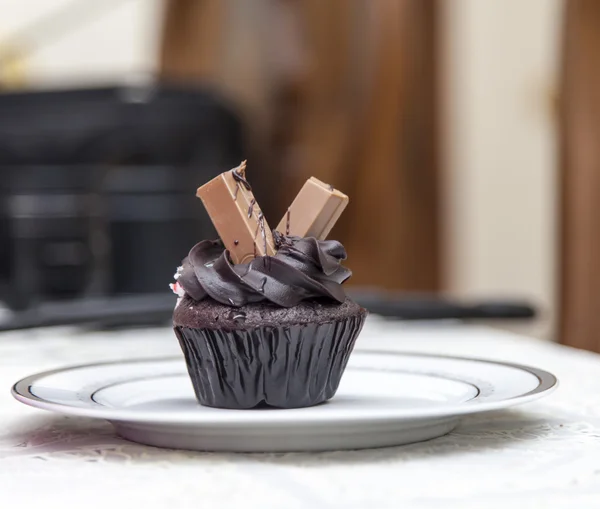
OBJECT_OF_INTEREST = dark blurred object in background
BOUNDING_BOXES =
[0,2,543,333]
[0,85,243,314]
[0,84,538,331]
[348,289,536,322]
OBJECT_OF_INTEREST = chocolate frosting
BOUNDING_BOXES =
[177,234,351,307]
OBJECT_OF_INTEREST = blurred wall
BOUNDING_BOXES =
[0,0,162,87]
[441,0,563,340]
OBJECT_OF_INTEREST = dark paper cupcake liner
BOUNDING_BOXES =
[173,314,366,409]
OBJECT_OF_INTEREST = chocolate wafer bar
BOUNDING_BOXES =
[196,161,276,264]
[276,177,349,240]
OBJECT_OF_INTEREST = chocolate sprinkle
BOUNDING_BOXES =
[258,212,267,254]
[247,198,256,218]
[232,163,251,201]
[227,310,247,324]
[232,168,251,191]
[253,220,260,258]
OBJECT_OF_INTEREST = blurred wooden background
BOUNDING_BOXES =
[560,0,600,351]
[162,0,600,351]
[160,0,441,293]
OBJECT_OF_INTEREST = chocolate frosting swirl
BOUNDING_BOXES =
[177,234,351,307]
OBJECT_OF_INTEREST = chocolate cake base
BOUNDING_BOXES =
[173,297,367,409]
[173,294,365,329]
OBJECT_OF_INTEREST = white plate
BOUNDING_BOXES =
[12,350,557,452]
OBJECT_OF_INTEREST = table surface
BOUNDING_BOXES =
[0,317,598,508]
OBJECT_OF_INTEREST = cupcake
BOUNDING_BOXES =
[172,162,367,409]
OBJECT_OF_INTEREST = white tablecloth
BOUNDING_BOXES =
[0,317,598,508]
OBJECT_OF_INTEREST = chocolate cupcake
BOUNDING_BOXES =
[172,162,367,409]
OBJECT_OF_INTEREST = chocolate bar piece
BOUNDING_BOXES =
[276,177,349,239]
[196,162,276,264]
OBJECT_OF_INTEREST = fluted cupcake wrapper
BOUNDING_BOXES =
[174,315,366,409]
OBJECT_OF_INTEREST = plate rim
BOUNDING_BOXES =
[11,350,558,426]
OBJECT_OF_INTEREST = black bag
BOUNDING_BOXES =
[0,85,244,310]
